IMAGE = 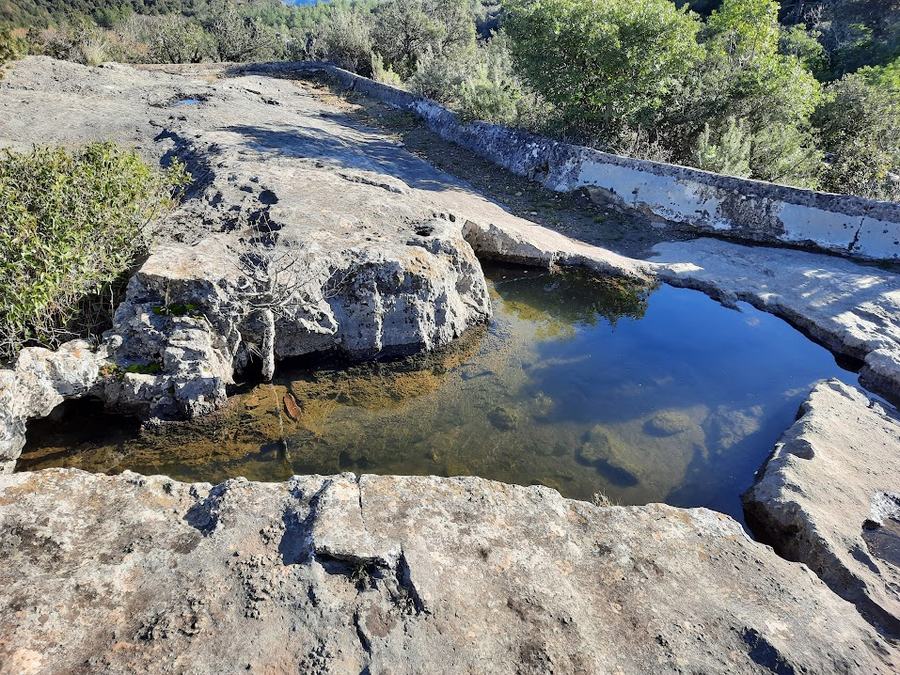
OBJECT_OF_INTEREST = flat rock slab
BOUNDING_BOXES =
[0,469,896,673]
[744,379,900,638]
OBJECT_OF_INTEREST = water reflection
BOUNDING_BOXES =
[20,264,857,522]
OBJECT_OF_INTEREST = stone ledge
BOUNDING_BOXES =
[744,379,900,639]
[0,468,896,673]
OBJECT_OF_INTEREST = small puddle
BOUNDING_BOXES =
[20,263,858,523]
[173,97,203,106]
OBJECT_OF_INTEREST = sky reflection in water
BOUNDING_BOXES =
[21,263,857,522]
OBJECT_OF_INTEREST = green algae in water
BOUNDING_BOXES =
[20,263,858,522]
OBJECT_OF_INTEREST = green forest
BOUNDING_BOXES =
[1,0,898,200]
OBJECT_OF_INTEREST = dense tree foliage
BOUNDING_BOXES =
[813,71,900,199]
[504,0,702,137]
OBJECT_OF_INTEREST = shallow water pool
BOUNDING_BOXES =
[20,263,858,522]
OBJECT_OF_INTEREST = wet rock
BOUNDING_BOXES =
[578,425,616,462]
[0,341,103,473]
[0,469,895,672]
[487,405,519,431]
[744,379,900,638]
[576,425,640,486]
[528,392,555,420]
[644,411,696,437]
[705,404,763,451]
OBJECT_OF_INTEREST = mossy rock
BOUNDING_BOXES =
[578,427,614,463]
[487,405,520,431]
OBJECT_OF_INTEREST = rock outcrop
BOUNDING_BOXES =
[0,469,896,673]
[744,379,900,638]
[0,341,103,474]
[3,58,564,463]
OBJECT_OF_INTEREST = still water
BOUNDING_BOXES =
[20,263,857,521]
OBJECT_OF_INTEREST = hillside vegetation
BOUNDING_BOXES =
[1,0,897,199]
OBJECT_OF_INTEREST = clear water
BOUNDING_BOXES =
[20,264,858,522]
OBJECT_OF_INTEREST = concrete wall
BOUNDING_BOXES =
[248,62,900,262]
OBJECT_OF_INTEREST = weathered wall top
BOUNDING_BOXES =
[251,61,900,263]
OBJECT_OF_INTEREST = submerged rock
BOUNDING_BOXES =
[744,379,900,638]
[0,469,895,672]
[644,411,697,437]
[487,405,520,431]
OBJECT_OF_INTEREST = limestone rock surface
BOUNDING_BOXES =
[744,379,900,638]
[0,469,896,673]
[0,341,102,474]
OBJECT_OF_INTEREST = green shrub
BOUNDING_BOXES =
[813,72,900,200]
[0,27,27,75]
[372,0,476,78]
[206,3,277,63]
[691,117,752,177]
[409,32,550,128]
[504,0,703,139]
[747,123,822,189]
[371,52,403,86]
[316,5,375,75]
[146,15,212,64]
[0,143,189,361]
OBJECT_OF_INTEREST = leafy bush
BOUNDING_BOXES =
[316,5,375,75]
[409,32,550,128]
[691,117,752,177]
[371,52,403,85]
[502,0,828,188]
[747,123,822,188]
[372,0,476,78]
[0,143,189,361]
[504,0,703,139]
[669,0,824,186]
[206,3,277,63]
[26,20,114,65]
[813,73,900,200]
[146,15,212,64]
[408,49,468,100]
[0,27,27,75]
